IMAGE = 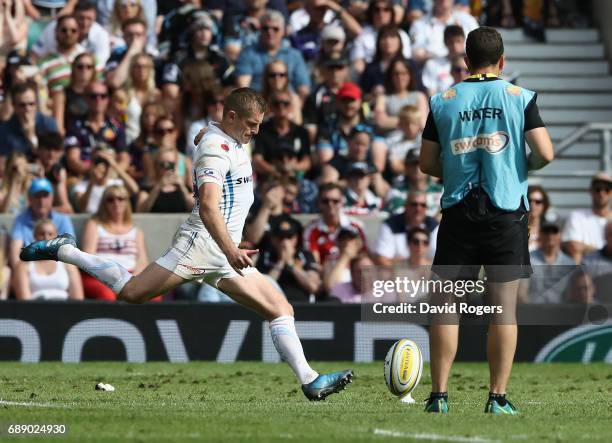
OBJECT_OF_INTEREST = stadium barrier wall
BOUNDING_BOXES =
[1,302,610,363]
[0,213,386,259]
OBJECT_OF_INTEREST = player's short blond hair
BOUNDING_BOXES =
[223,87,268,118]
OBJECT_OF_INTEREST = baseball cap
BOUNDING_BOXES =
[189,11,216,34]
[29,178,53,196]
[404,149,420,164]
[336,82,362,101]
[6,49,29,67]
[347,162,374,177]
[271,215,300,238]
[321,24,346,42]
[591,172,612,188]
[540,221,561,234]
[321,53,349,68]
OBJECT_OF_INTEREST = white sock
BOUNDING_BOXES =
[269,316,318,384]
[58,244,132,294]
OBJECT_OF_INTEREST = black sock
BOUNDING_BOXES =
[489,392,507,405]
[430,391,448,401]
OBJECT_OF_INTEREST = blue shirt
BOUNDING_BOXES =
[235,42,310,92]
[11,208,75,246]
[0,113,58,159]
[426,76,543,211]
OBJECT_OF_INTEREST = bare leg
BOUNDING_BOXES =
[119,263,187,303]
[429,324,459,392]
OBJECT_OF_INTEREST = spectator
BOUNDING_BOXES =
[157,0,207,58]
[405,226,432,266]
[0,82,58,162]
[374,57,428,131]
[177,61,218,138]
[127,100,165,184]
[422,25,466,96]
[302,52,349,141]
[0,0,28,59]
[409,0,478,63]
[73,147,139,214]
[261,60,303,124]
[316,82,381,165]
[80,184,148,300]
[289,0,361,64]
[14,218,83,300]
[0,49,32,121]
[322,226,366,295]
[328,253,374,303]
[222,0,268,48]
[350,0,412,75]
[527,184,551,251]
[0,152,32,214]
[563,271,595,304]
[38,14,86,97]
[123,52,161,144]
[105,17,158,90]
[384,105,423,177]
[582,220,612,280]
[51,52,97,135]
[449,53,469,84]
[321,125,388,198]
[562,173,611,263]
[303,182,367,265]
[149,115,192,192]
[528,221,576,303]
[374,191,438,265]
[106,0,148,48]
[384,149,443,217]
[136,147,193,213]
[253,89,310,177]
[0,222,10,300]
[96,0,157,47]
[35,132,73,214]
[186,85,225,157]
[9,177,75,268]
[31,0,111,66]
[65,81,129,176]
[343,162,382,215]
[244,178,287,247]
[235,9,310,100]
[256,214,321,302]
[360,26,407,97]
[268,147,318,213]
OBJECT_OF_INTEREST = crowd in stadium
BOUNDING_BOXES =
[0,0,607,304]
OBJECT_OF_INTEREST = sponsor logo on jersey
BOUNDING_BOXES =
[506,85,522,96]
[221,143,229,152]
[451,131,510,155]
[235,175,253,185]
[442,88,457,100]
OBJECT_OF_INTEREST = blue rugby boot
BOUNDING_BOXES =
[484,397,518,415]
[20,233,76,262]
[424,393,449,413]
[301,370,353,401]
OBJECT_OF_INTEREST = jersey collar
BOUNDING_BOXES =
[464,73,501,82]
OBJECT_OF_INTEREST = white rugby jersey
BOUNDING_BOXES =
[182,123,254,245]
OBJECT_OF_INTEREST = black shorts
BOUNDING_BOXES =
[432,188,532,282]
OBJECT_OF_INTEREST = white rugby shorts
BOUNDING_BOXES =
[155,229,257,287]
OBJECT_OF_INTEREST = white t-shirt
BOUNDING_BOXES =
[350,25,412,63]
[185,123,254,245]
[32,20,111,65]
[561,210,608,249]
[374,223,438,260]
[73,178,124,214]
[410,11,477,59]
[422,56,453,95]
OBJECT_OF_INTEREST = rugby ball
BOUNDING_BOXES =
[384,339,423,400]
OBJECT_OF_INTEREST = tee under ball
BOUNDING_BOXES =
[95,383,115,392]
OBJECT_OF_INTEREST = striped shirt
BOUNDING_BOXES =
[38,46,84,93]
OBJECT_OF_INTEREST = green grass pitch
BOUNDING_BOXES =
[0,362,610,442]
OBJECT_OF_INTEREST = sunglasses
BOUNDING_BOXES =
[410,238,429,246]
[59,27,78,34]
[262,26,281,33]
[87,92,108,100]
[105,196,127,203]
[272,100,291,107]
[158,161,175,170]
[321,198,342,205]
[529,198,544,204]
[156,127,175,135]
[268,72,287,78]
[409,202,427,208]
[76,63,94,70]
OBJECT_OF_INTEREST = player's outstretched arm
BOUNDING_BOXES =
[198,183,257,275]
[420,139,443,178]
[525,127,554,171]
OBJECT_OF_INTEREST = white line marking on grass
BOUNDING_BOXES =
[0,400,69,409]
[373,429,501,443]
